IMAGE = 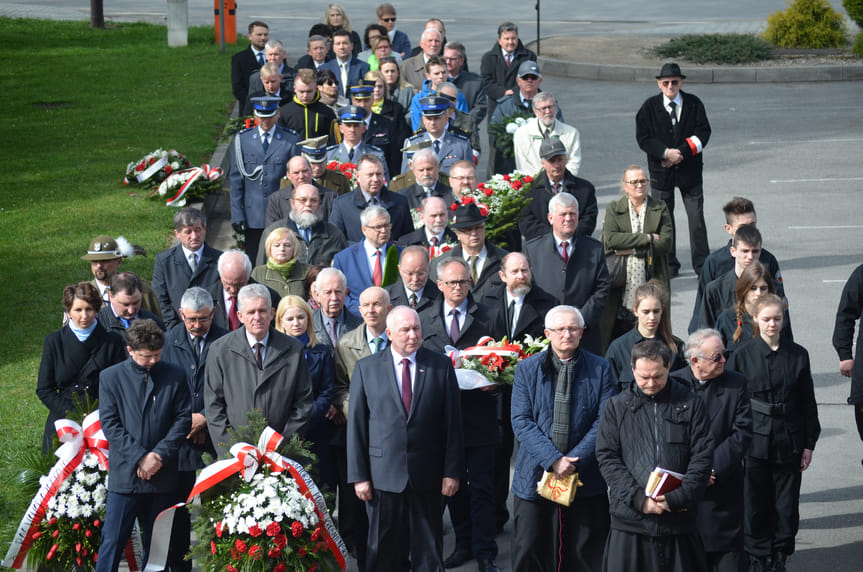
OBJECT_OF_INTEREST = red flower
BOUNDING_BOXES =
[441,245,452,253]
[93,519,100,527]
[30,531,42,540]
[248,545,262,559]
[311,527,322,541]
[326,160,339,169]
[52,529,59,538]
[231,547,239,560]
[235,539,247,553]
[291,521,304,537]
[477,182,486,189]
[478,206,489,217]
[227,566,238,572]
[274,564,287,572]
[502,174,511,181]
[85,529,92,538]
[483,187,493,196]
[93,552,98,563]
[76,557,83,566]
[248,524,262,538]
[73,522,81,530]
[462,196,474,205]
[266,522,281,536]
[267,547,281,558]
[523,175,533,183]
[481,352,505,372]
[298,547,308,557]
[450,202,458,212]
[274,534,288,549]
[75,542,82,553]
[49,518,57,526]
[211,541,217,554]
[165,165,173,175]
[215,521,224,538]
[135,164,144,172]
[149,157,156,165]
[511,180,523,190]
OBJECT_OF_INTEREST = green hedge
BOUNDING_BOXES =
[652,34,773,64]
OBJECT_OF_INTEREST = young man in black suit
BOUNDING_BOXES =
[231,21,269,111]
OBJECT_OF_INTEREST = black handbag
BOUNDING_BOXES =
[605,252,628,289]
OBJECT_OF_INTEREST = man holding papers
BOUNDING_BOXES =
[596,340,714,571]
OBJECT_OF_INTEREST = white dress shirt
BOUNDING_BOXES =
[391,347,417,393]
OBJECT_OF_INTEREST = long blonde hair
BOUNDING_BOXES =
[324,4,352,32]
[275,295,318,346]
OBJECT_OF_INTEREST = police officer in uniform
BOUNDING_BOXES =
[326,105,390,180]
[401,95,472,175]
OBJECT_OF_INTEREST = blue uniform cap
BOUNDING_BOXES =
[420,96,452,116]
[250,95,281,117]
[349,81,375,100]
[338,105,369,123]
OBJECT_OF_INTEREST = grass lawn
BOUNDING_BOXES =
[0,17,234,550]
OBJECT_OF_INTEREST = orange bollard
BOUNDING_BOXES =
[214,0,237,44]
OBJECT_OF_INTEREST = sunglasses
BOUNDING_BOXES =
[520,75,539,81]
[700,350,729,363]
[660,80,680,87]
[381,17,396,22]
[320,80,337,86]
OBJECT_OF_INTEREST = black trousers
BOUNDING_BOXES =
[744,456,802,557]
[512,493,610,572]
[166,470,196,571]
[332,443,368,567]
[447,444,497,560]
[706,549,747,572]
[494,389,515,530]
[366,487,444,572]
[243,227,264,266]
[651,182,709,274]
[855,404,863,442]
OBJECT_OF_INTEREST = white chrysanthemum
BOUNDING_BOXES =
[505,122,518,134]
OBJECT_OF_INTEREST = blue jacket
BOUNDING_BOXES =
[333,239,402,315]
[409,79,469,131]
[99,358,191,493]
[304,342,335,433]
[511,349,616,500]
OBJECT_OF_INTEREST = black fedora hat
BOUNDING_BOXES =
[656,62,686,79]
[452,202,487,229]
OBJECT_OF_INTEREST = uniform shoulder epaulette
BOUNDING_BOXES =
[448,129,471,142]
[409,128,428,138]
[275,124,299,137]
[366,143,384,153]
[325,144,340,152]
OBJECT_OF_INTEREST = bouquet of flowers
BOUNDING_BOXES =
[447,335,549,389]
[429,241,456,260]
[326,161,358,188]
[220,116,259,143]
[152,164,224,207]
[123,148,192,187]
[3,411,143,571]
[487,110,534,158]
[453,171,533,248]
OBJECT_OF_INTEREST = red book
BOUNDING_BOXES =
[644,466,684,499]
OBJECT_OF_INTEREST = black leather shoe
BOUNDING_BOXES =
[444,549,473,568]
[477,559,501,572]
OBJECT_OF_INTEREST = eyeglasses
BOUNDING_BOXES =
[364,223,391,231]
[441,279,471,288]
[699,351,729,363]
[520,75,539,81]
[547,326,581,336]
[535,105,556,113]
[381,17,396,22]
[625,179,649,186]
[660,80,680,87]
[449,175,476,182]
[292,197,320,204]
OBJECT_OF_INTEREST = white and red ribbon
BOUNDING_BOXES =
[145,427,347,571]
[445,337,525,390]
[3,412,142,570]
[148,164,223,207]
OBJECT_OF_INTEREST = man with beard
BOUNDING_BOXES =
[257,183,347,267]
[266,155,337,225]
[397,196,457,248]
[513,92,581,177]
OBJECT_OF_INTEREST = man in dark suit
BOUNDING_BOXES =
[386,245,442,313]
[524,192,609,354]
[96,319,190,572]
[636,62,712,276]
[397,196,457,248]
[266,155,337,225]
[444,41,488,125]
[671,329,753,572]
[230,96,300,265]
[296,34,333,71]
[480,22,536,126]
[333,206,402,315]
[419,257,501,572]
[320,29,370,98]
[397,148,456,211]
[348,305,464,571]
[207,250,279,332]
[329,154,412,243]
[152,207,223,329]
[431,202,507,302]
[98,272,165,341]
[518,137,598,241]
[159,287,227,572]
[313,267,363,348]
[480,251,557,534]
[257,182,347,267]
[231,21,269,111]
[244,40,296,116]
[204,284,314,456]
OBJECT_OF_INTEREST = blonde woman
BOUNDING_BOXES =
[320,4,361,56]
[251,228,310,298]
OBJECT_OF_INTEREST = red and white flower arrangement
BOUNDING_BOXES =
[153,164,224,207]
[326,161,358,188]
[446,335,549,389]
[450,171,534,249]
[123,149,191,187]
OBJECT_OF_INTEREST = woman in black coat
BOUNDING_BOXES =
[605,281,684,392]
[727,294,820,571]
[276,295,336,490]
[36,282,125,451]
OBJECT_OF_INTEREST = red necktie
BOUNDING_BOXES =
[505,53,512,67]
[228,296,240,331]
[401,358,412,415]
[373,250,382,286]
[561,241,569,264]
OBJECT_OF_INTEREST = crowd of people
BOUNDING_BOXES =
[33,5,863,572]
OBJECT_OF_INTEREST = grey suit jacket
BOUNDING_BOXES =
[347,347,464,492]
[204,327,314,456]
[333,323,373,417]
[152,244,222,329]
[229,126,300,229]
[399,54,428,93]
[313,306,363,348]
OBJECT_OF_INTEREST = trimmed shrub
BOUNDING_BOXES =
[763,0,848,48]
[652,34,773,64]
[843,0,863,27]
